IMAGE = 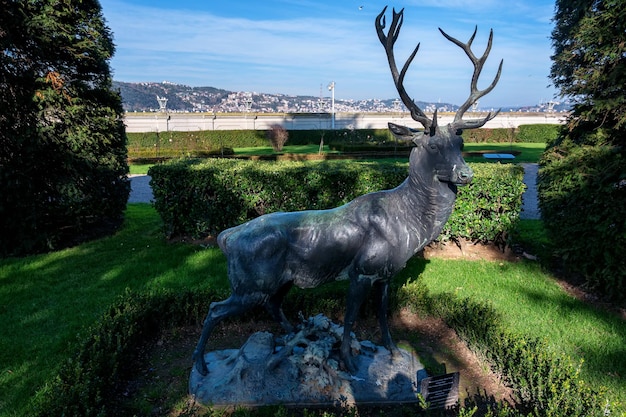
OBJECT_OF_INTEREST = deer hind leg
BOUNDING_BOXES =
[374,280,399,356]
[264,281,295,333]
[193,294,258,376]
[341,276,373,374]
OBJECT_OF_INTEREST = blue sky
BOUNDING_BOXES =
[99,0,558,108]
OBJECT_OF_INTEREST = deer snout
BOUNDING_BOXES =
[455,165,473,185]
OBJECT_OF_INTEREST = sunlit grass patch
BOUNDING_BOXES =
[399,256,626,401]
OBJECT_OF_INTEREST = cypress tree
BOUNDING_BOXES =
[539,0,626,300]
[0,0,129,256]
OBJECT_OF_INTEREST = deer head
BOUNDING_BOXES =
[376,6,503,186]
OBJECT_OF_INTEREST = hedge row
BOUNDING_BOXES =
[127,125,558,159]
[31,281,618,416]
[30,288,219,417]
[397,280,617,416]
[516,124,560,144]
[149,159,525,246]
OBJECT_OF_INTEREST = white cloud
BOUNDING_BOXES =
[102,0,558,106]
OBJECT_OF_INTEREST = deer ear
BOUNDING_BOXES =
[388,123,425,144]
[388,122,412,138]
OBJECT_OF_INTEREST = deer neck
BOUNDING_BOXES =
[398,169,457,242]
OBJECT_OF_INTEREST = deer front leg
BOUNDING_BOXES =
[341,277,373,374]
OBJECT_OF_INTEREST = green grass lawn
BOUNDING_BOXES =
[463,142,546,163]
[396,255,626,400]
[234,144,336,156]
[0,205,229,417]
[3,203,623,415]
[129,164,152,175]
[233,143,546,163]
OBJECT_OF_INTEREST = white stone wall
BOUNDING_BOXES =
[124,112,567,133]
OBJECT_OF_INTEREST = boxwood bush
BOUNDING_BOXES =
[398,280,615,417]
[516,124,560,144]
[31,288,221,417]
[149,159,524,247]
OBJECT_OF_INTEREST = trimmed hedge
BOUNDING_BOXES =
[31,288,221,417]
[31,280,618,416]
[444,164,525,244]
[126,130,267,159]
[127,125,559,160]
[461,127,516,143]
[126,129,394,160]
[516,124,560,144]
[398,280,616,416]
[149,159,524,246]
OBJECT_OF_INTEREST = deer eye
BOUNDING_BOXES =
[428,143,438,151]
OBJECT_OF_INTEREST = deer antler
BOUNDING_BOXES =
[376,7,503,134]
[439,27,503,131]
[375,6,436,134]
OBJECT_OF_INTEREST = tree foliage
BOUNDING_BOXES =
[550,0,626,143]
[0,0,129,257]
[540,0,626,301]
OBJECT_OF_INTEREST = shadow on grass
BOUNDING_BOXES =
[0,205,227,417]
[511,282,626,396]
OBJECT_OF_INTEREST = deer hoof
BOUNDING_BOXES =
[195,360,208,376]
[389,345,403,362]
[193,351,209,376]
[340,351,358,374]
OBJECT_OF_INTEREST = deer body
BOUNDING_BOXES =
[193,7,502,376]
[220,135,462,294]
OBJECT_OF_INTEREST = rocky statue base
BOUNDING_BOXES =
[190,314,428,407]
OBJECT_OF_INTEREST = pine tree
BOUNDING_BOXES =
[0,0,129,256]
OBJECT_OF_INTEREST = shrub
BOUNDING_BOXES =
[443,164,525,246]
[538,140,626,301]
[126,130,267,159]
[267,124,289,151]
[397,280,615,417]
[516,124,560,143]
[31,288,220,417]
[462,128,516,143]
[149,159,524,246]
[150,159,404,237]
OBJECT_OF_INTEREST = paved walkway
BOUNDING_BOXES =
[520,163,541,220]
[128,163,541,219]
[128,174,154,204]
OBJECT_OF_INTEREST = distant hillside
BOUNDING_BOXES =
[112,81,569,114]
[112,81,462,114]
[113,81,230,112]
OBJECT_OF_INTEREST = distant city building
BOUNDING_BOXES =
[113,81,571,114]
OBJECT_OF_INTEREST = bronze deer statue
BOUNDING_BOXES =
[193,6,502,376]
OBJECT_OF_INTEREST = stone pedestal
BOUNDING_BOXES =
[190,314,428,407]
